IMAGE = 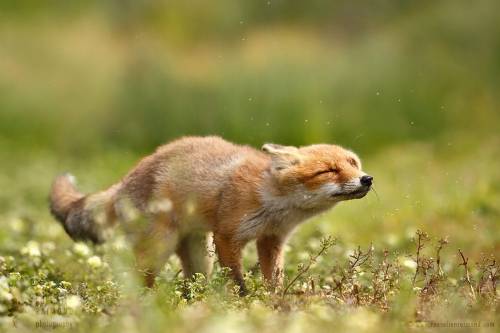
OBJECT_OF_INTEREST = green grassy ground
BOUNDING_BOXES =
[0,134,498,332]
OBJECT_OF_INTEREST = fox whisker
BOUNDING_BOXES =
[370,186,380,202]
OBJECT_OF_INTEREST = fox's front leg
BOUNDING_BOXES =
[213,233,247,295]
[257,234,285,287]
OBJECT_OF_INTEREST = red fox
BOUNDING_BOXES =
[50,136,372,294]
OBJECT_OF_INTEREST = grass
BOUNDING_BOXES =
[0,135,498,332]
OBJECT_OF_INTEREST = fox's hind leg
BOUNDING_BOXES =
[176,232,214,278]
[133,215,179,288]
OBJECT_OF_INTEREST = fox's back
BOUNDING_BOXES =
[120,136,265,217]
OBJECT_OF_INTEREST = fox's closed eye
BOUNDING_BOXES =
[314,168,338,176]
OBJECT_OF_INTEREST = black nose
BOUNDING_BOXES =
[360,175,373,186]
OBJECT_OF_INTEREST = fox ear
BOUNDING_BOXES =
[262,143,302,171]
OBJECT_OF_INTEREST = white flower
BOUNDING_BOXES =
[297,251,309,261]
[402,258,417,269]
[147,199,173,214]
[42,242,56,254]
[0,277,8,290]
[73,243,91,257]
[65,295,81,310]
[0,290,13,302]
[9,272,21,283]
[0,277,12,302]
[307,239,320,250]
[60,281,72,289]
[116,198,139,222]
[57,287,68,296]
[112,236,127,251]
[385,233,399,246]
[21,241,41,257]
[87,256,102,268]
[9,217,25,233]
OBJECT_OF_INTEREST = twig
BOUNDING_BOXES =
[435,237,448,276]
[349,244,373,269]
[331,244,373,295]
[282,236,335,297]
[458,249,476,301]
[412,230,427,285]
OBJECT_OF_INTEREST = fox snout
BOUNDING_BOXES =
[360,175,373,187]
[326,174,373,201]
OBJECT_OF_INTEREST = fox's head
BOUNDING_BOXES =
[262,143,372,209]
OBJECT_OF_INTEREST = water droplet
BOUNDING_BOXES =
[376,91,380,96]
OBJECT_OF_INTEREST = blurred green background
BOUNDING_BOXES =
[1,0,499,155]
[1,0,499,251]
[1,0,499,249]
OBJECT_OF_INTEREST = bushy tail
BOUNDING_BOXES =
[50,173,118,244]
[50,174,83,222]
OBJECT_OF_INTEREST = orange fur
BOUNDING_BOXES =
[49,136,372,293]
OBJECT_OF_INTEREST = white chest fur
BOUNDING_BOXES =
[236,189,335,241]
